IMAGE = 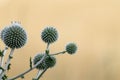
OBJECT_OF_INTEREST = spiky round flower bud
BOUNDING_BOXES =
[33,54,45,70]
[41,27,58,44]
[2,22,27,49]
[44,55,56,68]
[33,54,56,70]
[66,43,77,54]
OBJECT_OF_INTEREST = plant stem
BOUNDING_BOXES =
[0,48,15,79]
[34,70,42,79]
[34,43,49,80]
[0,47,8,75]
[36,70,42,78]
[37,67,48,80]
[51,51,66,56]
[8,53,47,80]
[0,47,8,67]
[46,43,49,50]
[9,43,50,80]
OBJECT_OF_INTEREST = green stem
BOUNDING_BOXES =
[46,43,50,50]
[51,51,66,56]
[8,53,47,80]
[37,67,48,80]
[0,47,8,75]
[0,48,15,80]
[9,43,50,80]
[35,70,42,79]
[0,47,8,67]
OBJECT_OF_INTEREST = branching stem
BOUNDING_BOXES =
[0,47,8,67]
[8,53,47,80]
[0,47,8,75]
[0,48,15,79]
[8,43,50,80]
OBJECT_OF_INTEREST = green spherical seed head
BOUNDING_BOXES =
[44,56,56,68]
[3,22,27,49]
[33,54,56,70]
[33,54,46,70]
[41,27,58,44]
[66,43,77,54]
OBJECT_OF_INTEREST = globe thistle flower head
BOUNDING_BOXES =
[33,54,45,70]
[41,27,58,44]
[66,43,77,54]
[44,56,56,68]
[2,22,27,49]
[33,53,56,70]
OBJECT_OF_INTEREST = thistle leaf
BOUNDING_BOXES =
[0,50,4,57]
[30,57,32,69]
[2,75,8,80]
[7,63,11,71]
[9,55,13,59]
[0,66,4,71]
[32,78,38,80]
[21,75,24,79]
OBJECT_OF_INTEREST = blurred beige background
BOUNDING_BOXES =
[0,0,120,80]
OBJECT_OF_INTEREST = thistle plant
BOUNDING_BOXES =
[0,22,78,80]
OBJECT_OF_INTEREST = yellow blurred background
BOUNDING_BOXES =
[0,0,120,80]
